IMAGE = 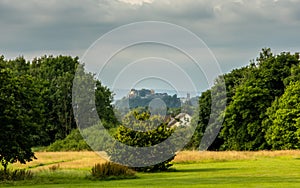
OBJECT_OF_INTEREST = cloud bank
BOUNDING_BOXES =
[1,0,300,73]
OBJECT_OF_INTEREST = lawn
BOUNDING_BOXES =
[1,151,300,187]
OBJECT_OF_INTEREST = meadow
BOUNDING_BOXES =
[1,150,300,187]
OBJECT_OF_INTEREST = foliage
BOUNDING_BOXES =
[90,162,136,180]
[95,80,119,127]
[46,129,91,151]
[0,169,33,181]
[0,55,118,147]
[221,85,272,150]
[283,63,300,86]
[190,48,300,151]
[0,64,38,173]
[186,90,211,149]
[220,49,300,150]
[2,47,300,170]
[109,109,176,172]
[72,63,118,132]
[264,81,300,149]
[77,121,118,152]
[187,76,227,151]
[30,55,80,144]
[0,54,119,176]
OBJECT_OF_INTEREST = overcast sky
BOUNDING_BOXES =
[1,0,300,96]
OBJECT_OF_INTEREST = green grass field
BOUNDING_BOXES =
[1,151,300,187]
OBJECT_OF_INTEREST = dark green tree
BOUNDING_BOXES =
[109,109,176,172]
[95,80,118,127]
[186,90,211,149]
[187,64,251,150]
[0,65,38,174]
[30,55,79,144]
[28,55,118,145]
[221,49,300,150]
[221,85,272,150]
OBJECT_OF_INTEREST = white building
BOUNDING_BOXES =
[168,113,192,127]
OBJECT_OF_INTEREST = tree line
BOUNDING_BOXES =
[0,55,117,172]
[1,48,300,173]
[190,48,300,150]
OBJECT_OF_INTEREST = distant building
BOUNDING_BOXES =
[180,93,191,104]
[129,89,137,98]
[168,113,192,127]
[128,88,153,98]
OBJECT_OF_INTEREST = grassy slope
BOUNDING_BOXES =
[1,151,300,188]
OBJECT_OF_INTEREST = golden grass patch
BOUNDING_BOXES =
[12,151,107,171]
[174,150,300,163]
[10,150,300,170]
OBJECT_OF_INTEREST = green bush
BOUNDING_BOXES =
[46,129,91,151]
[90,162,136,180]
[0,169,33,181]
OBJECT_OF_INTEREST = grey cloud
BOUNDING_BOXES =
[1,0,300,73]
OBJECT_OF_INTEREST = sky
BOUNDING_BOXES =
[1,0,300,97]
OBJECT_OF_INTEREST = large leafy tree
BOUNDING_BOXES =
[264,81,300,149]
[31,55,79,144]
[190,48,300,151]
[0,55,118,148]
[221,85,272,150]
[221,49,300,150]
[109,109,176,172]
[95,80,118,127]
[188,66,249,150]
[30,55,118,145]
[0,63,39,173]
[186,90,211,149]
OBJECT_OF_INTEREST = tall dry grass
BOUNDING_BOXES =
[174,150,300,163]
[12,151,107,171]
[11,150,300,170]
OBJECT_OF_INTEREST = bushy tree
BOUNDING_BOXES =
[188,65,251,150]
[109,109,176,172]
[221,85,272,150]
[264,81,300,149]
[0,65,38,174]
[188,48,300,151]
[221,49,300,150]
[186,90,211,149]
[95,80,119,127]
[31,55,80,144]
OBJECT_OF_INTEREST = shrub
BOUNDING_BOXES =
[0,169,33,181]
[90,162,136,180]
[46,129,91,151]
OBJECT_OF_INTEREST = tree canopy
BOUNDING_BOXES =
[0,63,38,173]
[109,109,176,172]
[190,48,300,151]
[0,55,118,172]
[1,47,300,175]
[264,81,300,149]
